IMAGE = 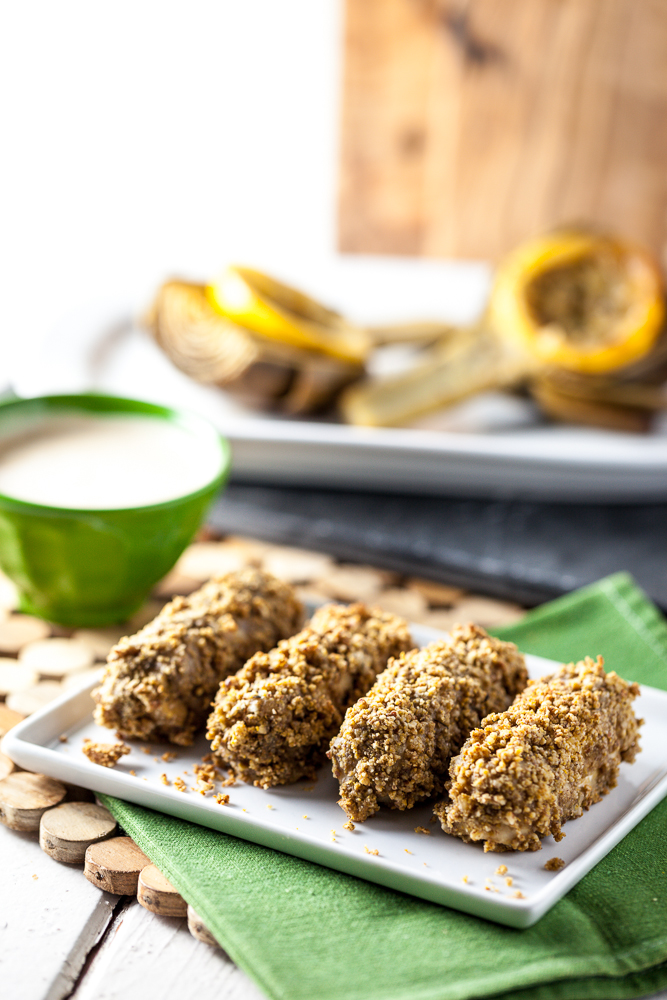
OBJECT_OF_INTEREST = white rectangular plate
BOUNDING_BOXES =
[4,625,667,928]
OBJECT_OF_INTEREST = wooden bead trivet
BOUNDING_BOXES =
[137,864,188,917]
[72,627,126,661]
[19,637,94,677]
[0,615,50,655]
[187,905,220,948]
[85,836,151,894]
[0,658,38,696]
[6,681,64,716]
[0,703,25,737]
[0,751,15,781]
[39,801,116,863]
[0,772,66,830]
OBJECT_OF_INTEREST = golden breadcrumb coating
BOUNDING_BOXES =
[435,656,641,852]
[82,740,130,768]
[206,603,413,787]
[328,624,527,822]
[93,569,304,746]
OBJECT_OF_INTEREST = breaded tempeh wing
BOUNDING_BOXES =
[435,656,642,852]
[206,603,413,787]
[328,624,528,822]
[93,569,304,746]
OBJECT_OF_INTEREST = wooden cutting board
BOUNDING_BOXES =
[339,0,667,262]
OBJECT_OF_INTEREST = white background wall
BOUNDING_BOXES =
[0,0,487,386]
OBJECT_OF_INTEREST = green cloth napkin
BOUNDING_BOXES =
[101,572,667,1000]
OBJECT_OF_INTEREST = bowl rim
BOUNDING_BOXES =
[0,392,231,515]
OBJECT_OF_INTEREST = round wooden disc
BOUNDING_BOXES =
[72,628,126,661]
[187,905,220,948]
[0,615,50,655]
[0,703,25,737]
[0,658,39,696]
[6,681,63,716]
[40,801,117,863]
[137,863,187,917]
[19,638,94,677]
[85,836,151,894]
[0,751,15,781]
[0,771,66,830]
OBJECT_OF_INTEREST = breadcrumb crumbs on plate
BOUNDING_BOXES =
[512,891,526,899]
[161,751,177,763]
[32,874,38,880]
[129,769,136,776]
[82,739,130,768]
[429,816,437,824]
[505,877,513,886]
[414,826,430,835]
[242,808,247,812]
[160,773,169,785]
[198,781,214,792]
[221,775,236,787]
[59,734,68,743]
[214,793,230,805]
[174,776,187,792]
[545,857,565,871]
[495,864,508,875]
[267,804,274,809]
[141,746,152,755]
[364,846,379,856]
[461,876,469,883]
[343,820,355,831]
[302,814,309,819]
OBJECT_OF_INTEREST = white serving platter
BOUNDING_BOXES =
[10,278,667,502]
[4,624,667,929]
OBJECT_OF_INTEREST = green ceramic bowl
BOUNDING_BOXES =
[0,394,231,627]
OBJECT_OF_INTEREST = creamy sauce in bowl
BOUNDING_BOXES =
[0,413,223,509]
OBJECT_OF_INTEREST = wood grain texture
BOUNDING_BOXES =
[39,802,117,863]
[0,772,66,831]
[137,864,188,917]
[71,898,265,1000]
[85,836,151,895]
[0,820,117,1000]
[339,0,667,262]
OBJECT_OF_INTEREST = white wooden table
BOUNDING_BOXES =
[4,814,667,1000]
[0,822,264,1000]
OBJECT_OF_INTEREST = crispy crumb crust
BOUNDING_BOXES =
[93,570,304,746]
[82,740,130,768]
[328,624,528,822]
[435,656,642,852]
[206,603,412,787]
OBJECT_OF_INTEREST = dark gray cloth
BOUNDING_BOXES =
[210,482,667,609]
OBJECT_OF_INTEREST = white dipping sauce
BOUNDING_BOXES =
[0,413,222,509]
